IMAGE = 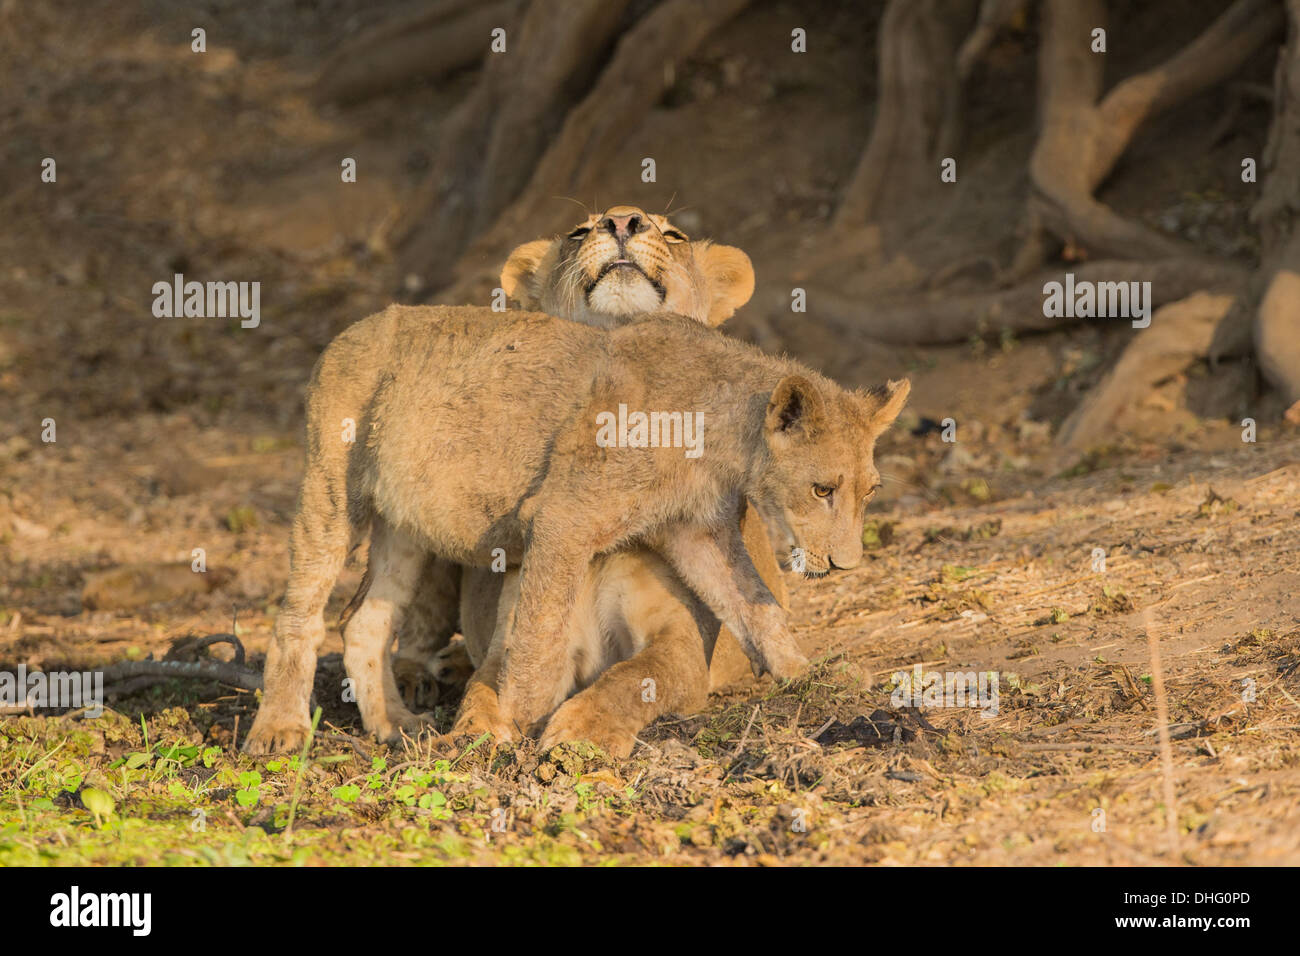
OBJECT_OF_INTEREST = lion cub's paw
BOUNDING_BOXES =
[765,649,810,682]
[393,658,439,711]
[539,698,637,759]
[372,710,438,745]
[451,702,515,745]
[243,714,310,755]
[429,640,474,687]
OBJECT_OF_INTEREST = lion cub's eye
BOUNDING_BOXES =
[813,484,834,499]
[864,482,883,502]
[662,229,688,243]
[568,227,592,240]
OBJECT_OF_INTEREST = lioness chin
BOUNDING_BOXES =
[243,304,907,755]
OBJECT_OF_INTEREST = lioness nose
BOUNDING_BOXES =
[601,213,645,239]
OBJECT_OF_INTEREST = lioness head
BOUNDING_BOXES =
[754,376,911,577]
[501,205,754,327]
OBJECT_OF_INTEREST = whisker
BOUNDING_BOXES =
[551,195,591,217]
[877,472,946,505]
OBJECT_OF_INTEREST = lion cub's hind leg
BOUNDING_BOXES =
[450,571,521,745]
[244,459,359,755]
[538,552,710,759]
[342,517,436,743]
[392,555,462,710]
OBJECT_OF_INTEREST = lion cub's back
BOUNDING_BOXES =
[376,304,602,427]
[363,306,606,549]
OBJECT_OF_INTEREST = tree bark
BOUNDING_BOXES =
[1252,0,1300,406]
[956,0,1030,80]
[389,0,633,288]
[311,0,521,106]
[834,0,976,228]
[1016,0,1283,270]
[432,0,753,301]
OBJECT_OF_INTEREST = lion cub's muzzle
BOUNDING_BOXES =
[590,247,670,303]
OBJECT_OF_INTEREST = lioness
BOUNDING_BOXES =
[243,306,908,753]
[390,206,767,708]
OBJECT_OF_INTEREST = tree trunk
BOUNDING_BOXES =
[1253,0,1300,407]
[834,0,976,228]
[311,0,522,106]
[388,0,633,288]
[431,0,753,302]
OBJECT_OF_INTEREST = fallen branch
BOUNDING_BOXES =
[102,632,261,693]
[101,656,263,692]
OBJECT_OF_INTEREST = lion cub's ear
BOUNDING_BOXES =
[501,239,554,308]
[695,242,755,326]
[766,375,827,442]
[861,379,911,431]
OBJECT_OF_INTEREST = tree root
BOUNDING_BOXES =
[834,0,974,227]
[805,257,1247,346]
[1016,0,1283,269]
[429,0,753,298]
[311,0,519,106]
[1056,292,1236,450]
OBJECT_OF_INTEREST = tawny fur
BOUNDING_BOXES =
[449,503,783,757]
[243,304,908,753]
[391,205,760,711]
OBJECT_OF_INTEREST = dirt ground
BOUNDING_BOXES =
[1,0,1297,865]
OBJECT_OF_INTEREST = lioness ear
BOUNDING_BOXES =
[501,239,553,308]
[861,378,911,430]
[766,375,826,440]
[695,242,755,326]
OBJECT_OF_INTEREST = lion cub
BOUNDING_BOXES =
[243,305,908,753]
[391,205,762,706]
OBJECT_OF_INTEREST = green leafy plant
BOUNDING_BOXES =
[81,787,115,828]
[235,770,262,807]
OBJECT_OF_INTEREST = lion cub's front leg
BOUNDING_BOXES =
[495,531,599,732]
[449,572,518,744]
[538,553,710,758]
[654,521,808,680]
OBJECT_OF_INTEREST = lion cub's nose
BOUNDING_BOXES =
[601,212,645,239]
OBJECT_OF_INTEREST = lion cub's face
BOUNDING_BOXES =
[501,205,754,327]
[755,377,911,577]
